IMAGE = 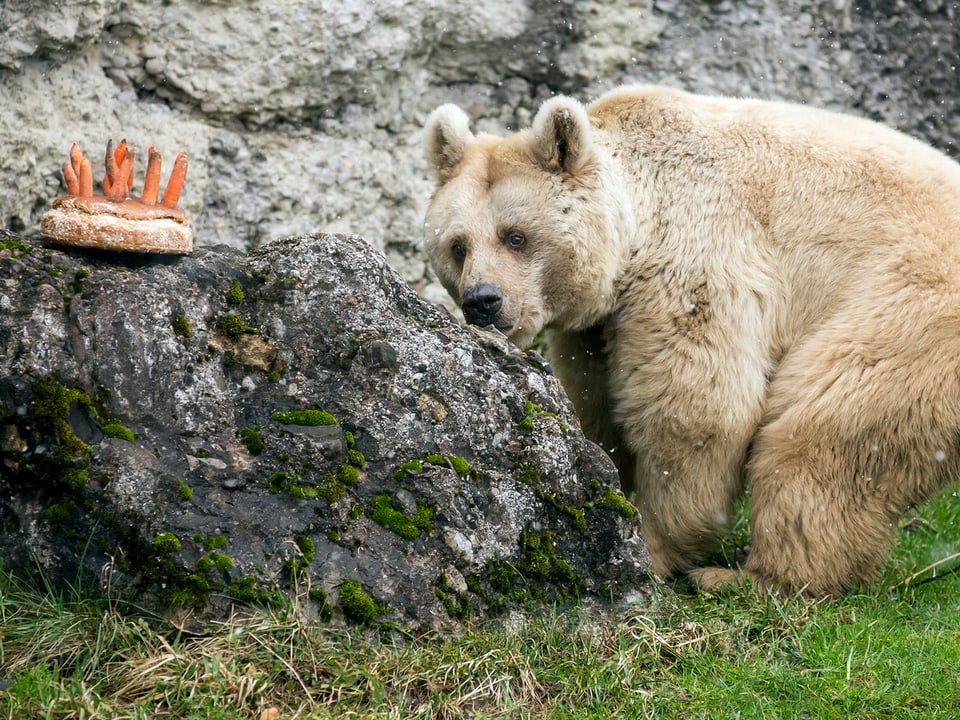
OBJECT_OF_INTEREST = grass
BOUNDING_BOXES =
[2,487,960,719]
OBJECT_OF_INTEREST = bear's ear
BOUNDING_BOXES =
[425,104,475,183]
[532,96,592,174]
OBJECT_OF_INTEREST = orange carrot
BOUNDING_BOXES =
[79,157,93,197]
[113,139,127,170]
[104,140,134,200]
[161,152,188,208]
[69,144,84,186]
[104,139,117,197]
[122,142,134,192]
[142,148,162,204]
[62,162,79,195]
[119,147,135,200]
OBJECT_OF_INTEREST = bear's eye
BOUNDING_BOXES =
[451,238,467,260]
[506,232,527,249]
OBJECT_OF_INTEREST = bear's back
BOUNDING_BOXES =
[588,85,960,281]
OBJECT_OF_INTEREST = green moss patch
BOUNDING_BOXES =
[537,490,587,532]
[225,280,245,305]
[101,420,135,442]
[593,487,638,518]
[393,459,423,479]
[318,474,346,503]
[225,576,257,603]
[483,530,586,611]
[216,313,254,342]
[72,268,88,295]
[425,453,471,478]
[271,409,338,426]
[368,494,432,540]
[289,483,321,501]
[33,383,92,468]
[516,462,540,485]
[282,534,316,577]
[45,500,76,524]
[59,468,89,492]
[339,580,379,625]
[295,534,315,562]
[197,552,233,574]
[337,464,361,485]
[203,535,228,551]
[177,478,193,501]
[0,236,32,257]
[221,576,283,608]
[395,453,470,480]
[268,471,290,493]
[152,532,181,554]
[31,382,139,489]
[239,427,265,455]
[518,400,567,435]
[435,575,472,621]
[171,313,192,338]
[106,528,244,609]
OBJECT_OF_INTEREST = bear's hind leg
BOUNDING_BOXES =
[690,425,902,596]
[740,426,898,595]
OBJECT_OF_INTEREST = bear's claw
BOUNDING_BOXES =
[687,566,754,594]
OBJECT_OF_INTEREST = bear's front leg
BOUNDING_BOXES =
[628,419,757,578]
[607,277,773,578]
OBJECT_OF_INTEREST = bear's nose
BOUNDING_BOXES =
[461,284,504,327]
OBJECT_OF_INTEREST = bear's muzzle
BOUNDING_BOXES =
[461,283,505,328]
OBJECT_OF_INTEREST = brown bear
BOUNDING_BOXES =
[422,85,960,596]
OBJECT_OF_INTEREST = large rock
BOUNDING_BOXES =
[1,1,956,289]
[0,232,647,630]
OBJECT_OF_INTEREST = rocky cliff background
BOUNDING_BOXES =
[2,1,958,301]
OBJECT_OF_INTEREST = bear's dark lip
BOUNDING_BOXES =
[460,309,516,335]
[467,321,515,335]
[463,320,516,337]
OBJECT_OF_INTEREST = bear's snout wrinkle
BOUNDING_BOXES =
[461,283,505,328]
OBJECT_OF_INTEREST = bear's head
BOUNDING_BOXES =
[423,96,634,348]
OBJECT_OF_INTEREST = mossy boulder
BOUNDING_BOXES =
[0,233,648,632]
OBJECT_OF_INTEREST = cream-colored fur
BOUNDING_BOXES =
[423,85,960,595]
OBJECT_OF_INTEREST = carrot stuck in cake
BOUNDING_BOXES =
[41,140,193,254]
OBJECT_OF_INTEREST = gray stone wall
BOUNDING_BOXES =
[1,1,958,291]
